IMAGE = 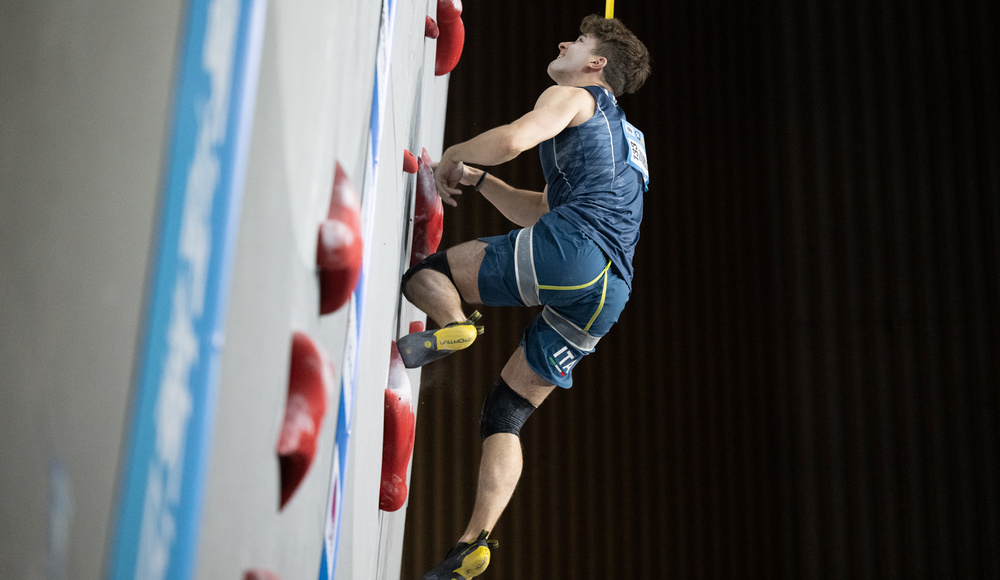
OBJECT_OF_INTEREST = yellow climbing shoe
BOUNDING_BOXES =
[422,530,498,579]
[398,311,484,368]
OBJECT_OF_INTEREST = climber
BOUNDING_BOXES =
[399,15,651,579]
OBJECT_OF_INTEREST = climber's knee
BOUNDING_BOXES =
[401,251,455,295]
[480,377,537,440]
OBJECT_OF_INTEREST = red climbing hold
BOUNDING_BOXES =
[435,0,464,76]
[244,570,283,580]
[425,15,440,39]
[317,162,363,315]
[277,332,333,509]
[437,0,462,23]
[380,341,416,512]
[403,149,418,174]
[410,148,444,266]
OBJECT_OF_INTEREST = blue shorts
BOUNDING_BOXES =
[477,212,630,388]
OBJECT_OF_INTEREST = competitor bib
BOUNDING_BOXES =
[622,120,649,191]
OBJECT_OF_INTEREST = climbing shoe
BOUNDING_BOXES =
[422,530,498,580]
[398,311,484,368]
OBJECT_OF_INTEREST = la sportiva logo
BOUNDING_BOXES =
[548,346,578,377]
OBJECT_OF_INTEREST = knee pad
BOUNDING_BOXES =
[480,378,537,440]
[401,250,454,293]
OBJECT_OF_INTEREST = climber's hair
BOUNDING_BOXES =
[580,15,651,95]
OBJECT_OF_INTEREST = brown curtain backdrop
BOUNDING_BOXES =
[402,1,999,578]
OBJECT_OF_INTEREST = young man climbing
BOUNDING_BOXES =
[398,15,651,579]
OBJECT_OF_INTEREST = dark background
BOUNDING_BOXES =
[402,1,999,578]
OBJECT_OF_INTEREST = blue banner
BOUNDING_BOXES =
[108,0,266,578]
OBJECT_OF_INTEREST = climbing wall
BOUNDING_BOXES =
[0,0,463,578]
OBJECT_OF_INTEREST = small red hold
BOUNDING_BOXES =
[244,570,283,580]
[435,0,464,75]
[317,162,363,315]
[424,16,439,39]
[277,332,333,509]
[380,341,416,512]
[410,148,444,266]
[409,320,425,334]
[403,149,418,174]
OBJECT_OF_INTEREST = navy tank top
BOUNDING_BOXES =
[539,85,647,289]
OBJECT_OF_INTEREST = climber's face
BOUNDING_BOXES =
[547,34,604,82]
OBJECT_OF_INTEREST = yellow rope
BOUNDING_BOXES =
[605,0,614,19]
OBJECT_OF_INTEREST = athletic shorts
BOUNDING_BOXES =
[477,212,630,388]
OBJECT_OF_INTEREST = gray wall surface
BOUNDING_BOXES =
[1,0,448,577]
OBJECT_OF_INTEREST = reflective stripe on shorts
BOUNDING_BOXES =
[542,306,600,352]
[515,227,541,306]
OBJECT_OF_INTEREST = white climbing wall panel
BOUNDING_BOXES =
[0,0,450,577]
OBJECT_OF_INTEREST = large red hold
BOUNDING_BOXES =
[277,332,333,509]
[410,148,444,266]
[317,162,363,315]
[380,341,416,512]
[434,0,464,76]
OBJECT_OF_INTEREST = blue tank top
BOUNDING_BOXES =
[539,85,647,289]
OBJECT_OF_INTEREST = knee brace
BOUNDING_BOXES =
[401,250,454,294]
[480,378,537,441]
